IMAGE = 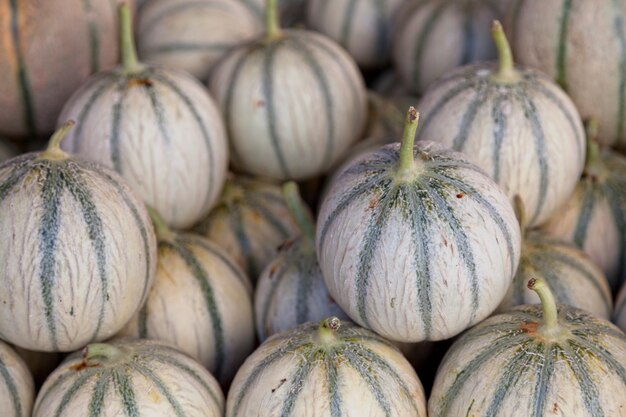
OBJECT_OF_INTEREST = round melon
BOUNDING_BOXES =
[0,0,134,138]
[59,4,228,229]
[194,175,302,282]
[416,21,585,227]
[0,122,157,351]
[392,0,502,94]
[509,0,626,148]
[227,317,427,417]
[137,0,262,81]
[0,341,34,417]
[209,0,367,180]
[119,210,255,386]
[33,339,224,417]
[307,0,408,69]
[500,228,612,319]
[429,278,626,416]
[317,108,522,342]
[255,182,348,341]
[540,129,626,290]
[616,283,626,333]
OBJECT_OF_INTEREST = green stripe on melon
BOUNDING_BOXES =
[227,318,426,417]
[137,0,261,80]
[510,0,626,148]
[0,341,34,417]
[416,22,585,227]
[318,109,521,341]
[540,134,626,289]
[501,231,612,318]
[59,4,228,229]
[195,176,300,281]
[429,278,626,416]
[8,0,37,137]
[120,210,254,386]
[33,340,224,417]
[0,122,156,352]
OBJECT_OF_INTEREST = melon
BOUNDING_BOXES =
[540,124,626,290]
[0,0,134,138]
[392,0,502,94]
[209,0,367,180]
[317,107,522,342]
[137,0,262,81]
[194,175,302,282]
[0,341,34,417]
[500,201,612,319]
[307,0,408,69]
[33,339,224,417]
[227,317,427,417]
[255,182,348,341]
[119,209,255,386]
[429,278,626,416]
[509,0,626,148]
[416,21,585,227]
[0,122,157,351]
[59,4,229,229]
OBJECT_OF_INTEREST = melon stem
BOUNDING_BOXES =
[282,181,315,244]
[40,120,75,161]
[527,278,560,335]
[397,107,420,180]
[265,0,283,41]
[83,343,124,366]
[490,21,519,84]
[119,3,143,74]
[318,317,341,345]
[584,119,602,170]
[147,206,176,242]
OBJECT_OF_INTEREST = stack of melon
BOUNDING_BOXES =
[0,0,624,416]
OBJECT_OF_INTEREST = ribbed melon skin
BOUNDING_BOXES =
[0,0,134,138]
[137,0,262,81]
[195,177,301,282]
[0,153,157,351]
[616,284,626,333]
[33,339,224,417]
[392,0,502,94]
[417,64,585,227]
[429,304,626,416]
[254,238,349,341]
[307,0,407,69]
[227,320,427,417]
[317,141,521,342]
[0,340,34,417]
[59,66,229,229]
[209,29,367,180]
[540,148,626,290]
[500,233,612,319]
[509,0,626,149]
[119,233,255,386]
